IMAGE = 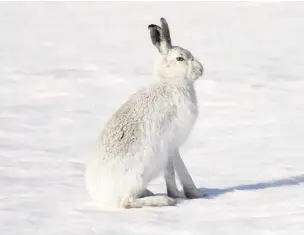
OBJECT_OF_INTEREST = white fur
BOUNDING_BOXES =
[85,18,203,209]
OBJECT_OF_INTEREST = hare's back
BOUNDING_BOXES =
[99,84,176,157]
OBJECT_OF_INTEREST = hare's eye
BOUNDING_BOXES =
[176,57,184,61]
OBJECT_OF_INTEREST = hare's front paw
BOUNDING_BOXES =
[167,189,186,199]
[184,187,206,199]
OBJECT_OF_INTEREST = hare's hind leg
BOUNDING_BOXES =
[122,195,176,209]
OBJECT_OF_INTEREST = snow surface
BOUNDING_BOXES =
[0,2,304,235]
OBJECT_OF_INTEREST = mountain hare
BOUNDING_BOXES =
[85,18,204,209]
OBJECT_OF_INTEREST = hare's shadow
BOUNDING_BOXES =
[200,174,304,198]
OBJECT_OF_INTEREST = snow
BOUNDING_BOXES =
[0,2,304,235]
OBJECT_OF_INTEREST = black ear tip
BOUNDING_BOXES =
[148,24,157,30]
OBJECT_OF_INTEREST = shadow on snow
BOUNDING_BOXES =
[199,174,304,198]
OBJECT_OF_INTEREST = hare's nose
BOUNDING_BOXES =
[199,64,204,74]
[194,59,203,71]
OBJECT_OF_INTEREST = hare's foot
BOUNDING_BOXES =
[167,188,186,199]
[123,196,176,209]
[183,187,206,199]
[139,189,155,198]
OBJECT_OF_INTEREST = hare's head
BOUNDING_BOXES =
[148,18,203,83]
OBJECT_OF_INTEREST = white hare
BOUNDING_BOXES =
[85,18,204,209]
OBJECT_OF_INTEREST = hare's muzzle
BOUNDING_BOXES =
[193,59,204,78]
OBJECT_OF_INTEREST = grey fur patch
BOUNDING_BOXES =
[99,83,179,159]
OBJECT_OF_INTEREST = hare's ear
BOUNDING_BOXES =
[160,18,172,46]
[148,23,171,54]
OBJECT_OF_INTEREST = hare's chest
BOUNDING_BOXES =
[169,99,198,146]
